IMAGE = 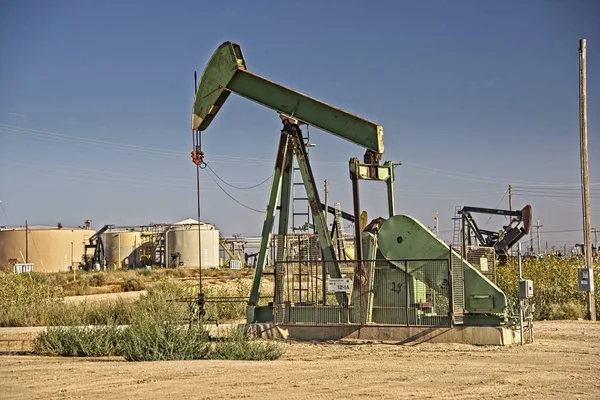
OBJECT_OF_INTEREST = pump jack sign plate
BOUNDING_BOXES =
[328,278,352,294]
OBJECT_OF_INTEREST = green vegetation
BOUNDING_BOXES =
[33,299,283,361]
[0,271,263,327]
[35,322,283,361]
[209,326,283,361]
[2,256,598,362]
[496,255,599,320]
[34,325,122,357]
[2,257,598,328]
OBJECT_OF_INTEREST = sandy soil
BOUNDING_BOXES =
[1,320,599,400]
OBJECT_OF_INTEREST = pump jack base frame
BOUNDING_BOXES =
[203,322,523,346]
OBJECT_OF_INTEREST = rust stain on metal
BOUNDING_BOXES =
[309,199,321,216]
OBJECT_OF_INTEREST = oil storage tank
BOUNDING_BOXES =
[0,225,95,273]
[102,230,145,269]
[166,218,219,268]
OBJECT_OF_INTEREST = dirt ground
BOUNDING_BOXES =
[1,320,599,400]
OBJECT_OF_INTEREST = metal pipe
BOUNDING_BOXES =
[164,229,169,267]
[518,242,524,345]
[350,160,363,263]
[25,219,29,263]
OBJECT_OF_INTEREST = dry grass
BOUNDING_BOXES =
[0,271,269,327]
[2,256,597,329]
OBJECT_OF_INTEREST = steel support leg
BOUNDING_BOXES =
[384,161,395,217]
[287,122,347,307]
[350,158,364,263]
[248,132,290,311]
[274,146,294,309]
[276,146,294,261]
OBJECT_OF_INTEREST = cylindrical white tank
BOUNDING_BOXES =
[0,226,95,273]
[102,231,144,269]
[166,219,219,269]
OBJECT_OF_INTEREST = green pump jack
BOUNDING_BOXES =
[190,42,522,336]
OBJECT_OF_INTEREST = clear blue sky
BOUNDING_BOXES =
[1,0,599,250]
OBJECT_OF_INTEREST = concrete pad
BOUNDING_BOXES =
[0,323,520,352]
[250,323,520,346]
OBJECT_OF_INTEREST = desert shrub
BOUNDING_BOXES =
[28,275,284,361]
[210,326,283,361]
[27,272,49,284]
[545,302,586,320]
[164,268,191,278]
[35,325,122,357]
[34,322,284,361]
[118,314,211,361]
[121,278,146,292]
[0,277,193,327]
[203,279,251,322]
[47,273,69,287]
[88,273,108,287]
[0,271,63,327]
[136,269,153,277]
[0,269,266,327]
[46,298,137,326]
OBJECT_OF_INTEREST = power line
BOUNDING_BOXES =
[483,188,509,228]
[205,168,265,213]
[402,161,600,187]
[206,164,272,190]
[0,161,235,193]
[513,185,600,191]
[0,124,332,167]
[3,123,600,187]
[0,161,514,202]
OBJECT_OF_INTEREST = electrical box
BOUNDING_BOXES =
[519,279,534,298]
[578,268,595,292]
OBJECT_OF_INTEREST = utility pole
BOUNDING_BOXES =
[508,185,514,257]
[579,38,596,321]
[535,220,543,255]
[530,231,534,255]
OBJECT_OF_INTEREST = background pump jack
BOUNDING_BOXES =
[458,205,533,263]
[192,41,516,327]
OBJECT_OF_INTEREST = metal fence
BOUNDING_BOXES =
[273,258,452,327]
[466,245,496,283]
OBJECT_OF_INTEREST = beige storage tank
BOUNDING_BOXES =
[0,225,95,273]
[102,230,146,269]
[166,218,219,268]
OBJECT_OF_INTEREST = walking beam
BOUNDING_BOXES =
[192,41,384,156]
